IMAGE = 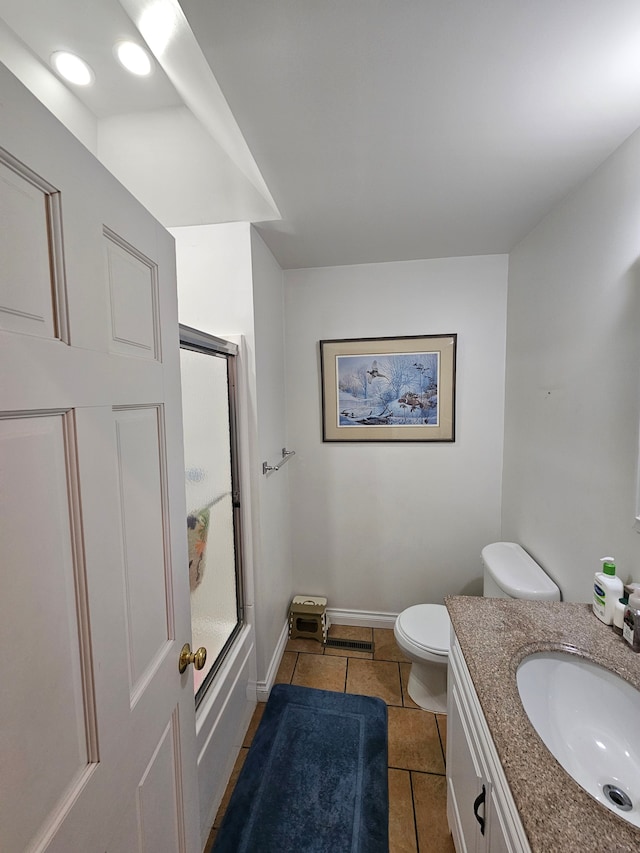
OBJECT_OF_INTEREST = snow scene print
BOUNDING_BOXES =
[320,334,456,442]
[336,351,439,427]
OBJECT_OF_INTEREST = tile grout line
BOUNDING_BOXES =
[399,660,408,707]
[408,769,420,853]
[389,765,446,778]
[289,651,298,684]
[435,715,446,767]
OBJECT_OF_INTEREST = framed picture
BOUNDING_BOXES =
[320,334,457,442]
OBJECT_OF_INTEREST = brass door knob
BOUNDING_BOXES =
[178,643,207,674]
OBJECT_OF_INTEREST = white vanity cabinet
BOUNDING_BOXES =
[447,632,532,853]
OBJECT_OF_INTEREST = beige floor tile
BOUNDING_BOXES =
[291,652,347,691]
[285,636,325,654]
[436,714,447,763]
[274,650,297,684]
[242,703,265,748]
[411,772,455,853]
[328,624,373,641]
[387,707,445,774]
[388,768,418,853]
[399,662,420,709]
[213,748,248,827]
[374,628,409,662]
[346,658,403,705]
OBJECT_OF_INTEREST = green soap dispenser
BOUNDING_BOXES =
[593,557,623,625]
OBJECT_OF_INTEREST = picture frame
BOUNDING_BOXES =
[320,334,457,442]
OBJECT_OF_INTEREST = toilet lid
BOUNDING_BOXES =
[397,604,450,655]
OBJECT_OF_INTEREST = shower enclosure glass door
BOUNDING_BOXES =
[179,325,243,705]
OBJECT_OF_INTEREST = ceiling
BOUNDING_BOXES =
[3,1,640,269]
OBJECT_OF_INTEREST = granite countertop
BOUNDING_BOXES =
[445,596,640,853]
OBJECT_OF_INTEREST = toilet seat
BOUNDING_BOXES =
[396,604,450,656]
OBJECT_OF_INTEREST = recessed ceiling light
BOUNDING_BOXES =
[115,41,153,76]
[51,51,94,86]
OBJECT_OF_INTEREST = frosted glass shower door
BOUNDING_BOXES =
[179,330,243,703]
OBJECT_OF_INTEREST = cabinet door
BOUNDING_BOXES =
[447,679,486,852]
[448,634,532,853]
[487,803,513,853]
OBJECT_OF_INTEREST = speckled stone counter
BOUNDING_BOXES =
[445,596,640,853]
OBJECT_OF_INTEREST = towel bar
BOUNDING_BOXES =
[262,448,295,475]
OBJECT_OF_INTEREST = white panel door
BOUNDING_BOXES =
[0,63,200,853]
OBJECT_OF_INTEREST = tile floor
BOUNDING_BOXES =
[204,624,456,853]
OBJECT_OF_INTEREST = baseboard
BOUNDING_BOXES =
[327,608,398,630]
[255,619,290,702]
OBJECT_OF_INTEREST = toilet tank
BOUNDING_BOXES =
[482,542,561,601]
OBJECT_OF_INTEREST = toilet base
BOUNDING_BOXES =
[407,661,448,714]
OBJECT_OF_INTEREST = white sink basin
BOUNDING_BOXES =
[516,650,640,827]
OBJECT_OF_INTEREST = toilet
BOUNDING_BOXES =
[394,541,561,713]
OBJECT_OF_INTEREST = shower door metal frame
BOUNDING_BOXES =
[179,323,245,707]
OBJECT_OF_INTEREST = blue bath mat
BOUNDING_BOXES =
[212,684,389,853]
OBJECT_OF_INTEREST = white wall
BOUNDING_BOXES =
[251,228,294,681]
[284,255,508,613]
[503,126,640,601]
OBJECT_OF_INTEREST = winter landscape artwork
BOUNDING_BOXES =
[320,334,457,442]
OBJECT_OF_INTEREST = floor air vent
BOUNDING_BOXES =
[324,638,374,652]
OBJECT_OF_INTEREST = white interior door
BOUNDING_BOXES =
[0,63,200,852]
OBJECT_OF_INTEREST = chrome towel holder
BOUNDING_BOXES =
[262,448,295,475]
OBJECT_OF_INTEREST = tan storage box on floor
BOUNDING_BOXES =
[288,596,329,643]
